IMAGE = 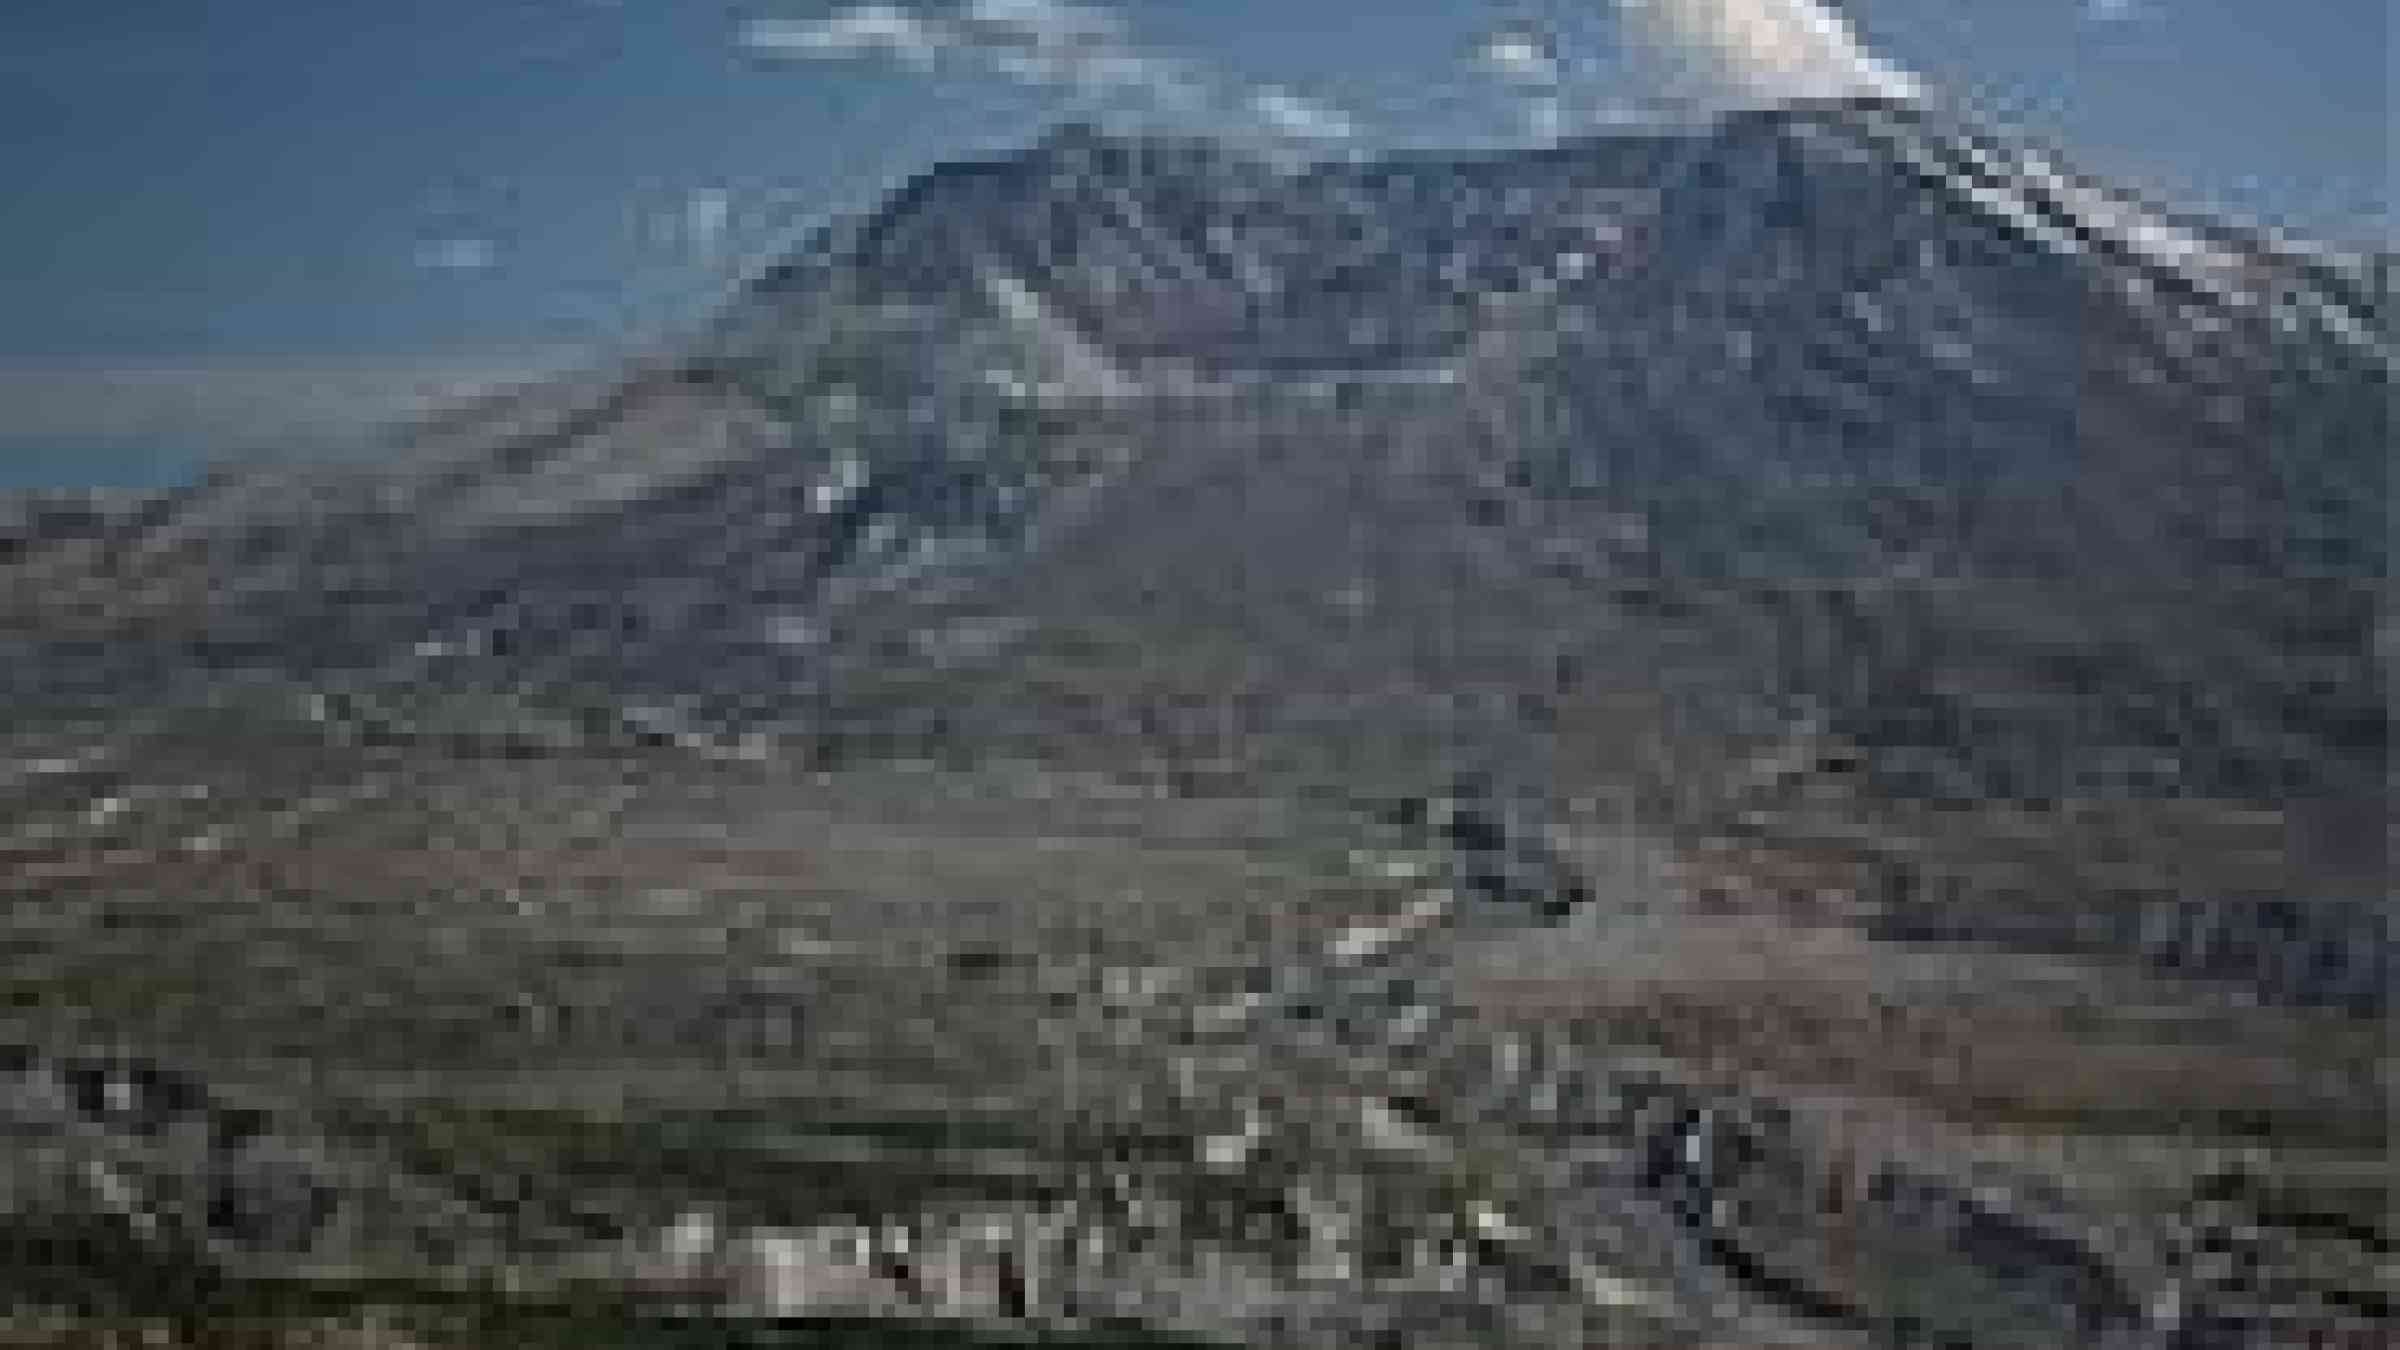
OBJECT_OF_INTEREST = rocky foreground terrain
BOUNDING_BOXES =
[1,99,2390,1346]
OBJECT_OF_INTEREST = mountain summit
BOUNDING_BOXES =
[22,98,2381,800]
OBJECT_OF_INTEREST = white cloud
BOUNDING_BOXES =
[415,237,497,272]
[2083,0,2150,22]
[1613,0,1920,108]
[1478,26,1561,85]
[747,1,1356,144]
[741,7,941,66]
[962,0,1117,46]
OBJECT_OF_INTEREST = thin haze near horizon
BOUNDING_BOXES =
[0,0,2387,483]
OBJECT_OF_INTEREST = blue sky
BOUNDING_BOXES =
[0,0,2386,477]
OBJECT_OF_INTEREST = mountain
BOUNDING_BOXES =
[2,98,2389,1346]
